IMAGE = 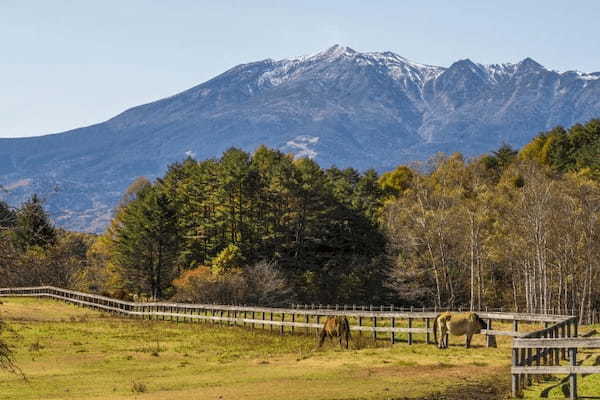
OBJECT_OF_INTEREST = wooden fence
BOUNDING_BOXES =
[511,316,600,399]
[2,286,595,398]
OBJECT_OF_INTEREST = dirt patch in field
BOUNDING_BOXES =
[413,377,511,400]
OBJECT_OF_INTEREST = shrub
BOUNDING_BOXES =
[173,260,294,306]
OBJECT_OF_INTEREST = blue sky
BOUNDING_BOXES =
[2,0,600,138]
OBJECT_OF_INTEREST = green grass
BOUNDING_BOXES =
[522,325,600,399]
[0,297,515,400]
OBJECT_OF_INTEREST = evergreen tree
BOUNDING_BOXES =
[13,194,56,250]
[113,185,180,299]
[0,200,16,229]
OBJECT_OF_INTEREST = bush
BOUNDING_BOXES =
[244,261,295,306]
[172,266,247,304]
[172,261,294,306]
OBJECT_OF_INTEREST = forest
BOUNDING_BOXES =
[1,119,600,323]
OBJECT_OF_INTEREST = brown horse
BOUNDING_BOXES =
[433,312,487,349]
[318,316,351,349]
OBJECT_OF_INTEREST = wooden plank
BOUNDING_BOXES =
[351,326,430,333]
[511,366,600,374]
[513,338,600,349]
[481,329,525,337]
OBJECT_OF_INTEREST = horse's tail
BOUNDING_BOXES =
[345,317,351,339]
[432,315,438,345]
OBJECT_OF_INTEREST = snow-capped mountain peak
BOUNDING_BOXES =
[3,45,600,232]
[258,45,445,88]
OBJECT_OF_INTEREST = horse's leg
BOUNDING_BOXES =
[465,334,469,348]
[318,330,327,347]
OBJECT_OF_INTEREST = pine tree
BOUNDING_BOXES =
[113,185,180,299]
[13,194,56,250]
[0,200,16,229]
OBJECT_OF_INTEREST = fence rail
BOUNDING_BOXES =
[0,286,566,340]
[2,286,594,398]
[508,315,600,399]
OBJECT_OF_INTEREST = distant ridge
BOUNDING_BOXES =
[2,45,600,232]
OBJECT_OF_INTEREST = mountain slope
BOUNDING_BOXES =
[2,45,600,232]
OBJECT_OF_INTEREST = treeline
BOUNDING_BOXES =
[384,120,600,323]
[0,195,93,289]
[1,120,600,322]
[101,146,388,304]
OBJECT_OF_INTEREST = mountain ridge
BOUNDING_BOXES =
[2,45,600,232]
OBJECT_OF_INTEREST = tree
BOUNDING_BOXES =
[0,200,16,229]
[12,194,56,250]
[211,244,243,275]
[113,184,180,299]
[244,260,295,306]
[378,165,413,198]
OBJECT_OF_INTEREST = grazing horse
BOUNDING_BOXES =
[433,312,487,349]
[318,316,351,349]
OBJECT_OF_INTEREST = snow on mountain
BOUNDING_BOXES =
[2,44,600,232]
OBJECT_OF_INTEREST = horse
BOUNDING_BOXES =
[318,316,351,349]
[433,312,488,349]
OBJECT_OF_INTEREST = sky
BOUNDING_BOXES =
[2,0,600,138]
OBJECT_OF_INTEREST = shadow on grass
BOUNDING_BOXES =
[538,354,600,399]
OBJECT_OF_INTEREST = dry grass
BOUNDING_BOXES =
[0,297,517,400]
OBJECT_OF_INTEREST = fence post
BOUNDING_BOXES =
[542,331,548,365]
[372,315,377,342]
[512,346,520,398]
[408,317,413,345]
[358,315,362,338]
[426,318,431,344]
[391,317,395,345]
[370,305,377,342]
[486,319,497,348]
[305,313,309,335]
[519,346,527,390]
[526,347,532,386]
[546,329,554,365]
[561,323,567,360]
[553,328,560,365]
[569,348,577,400]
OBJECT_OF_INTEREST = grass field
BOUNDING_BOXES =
[2,297,594,400]
[521,344,600,399]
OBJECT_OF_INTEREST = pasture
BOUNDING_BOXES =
[1,297,598,399]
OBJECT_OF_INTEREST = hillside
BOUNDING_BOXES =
[2,45,600,232]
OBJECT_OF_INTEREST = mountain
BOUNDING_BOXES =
[2,45,600,232]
